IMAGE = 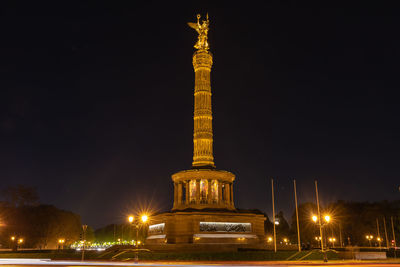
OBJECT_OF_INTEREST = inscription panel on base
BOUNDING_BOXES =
[199,222,251,232]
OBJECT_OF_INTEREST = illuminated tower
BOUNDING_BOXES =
[192,50,214,167]
[145,14,266,249]
[171,14,235,210]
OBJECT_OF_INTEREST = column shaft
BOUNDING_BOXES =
[224,183,229,204]
[226,183,231,204]
[196,179,200,204]
[207,179,212,204]
[192,51,215,168]
[178,183,183,205]
[185,181,189,205]
[173,183,177,207]
[218,181,223,204]
[230,183,234,206]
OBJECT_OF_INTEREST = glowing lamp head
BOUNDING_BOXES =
[312,215,318,222]
[18,238,23,244]
[128,215,134,223]
[267,237,273,242]
[141,214,148,223]
[10,236,15,241]
[324,215,331,223]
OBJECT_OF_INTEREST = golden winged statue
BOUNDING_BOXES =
[188,14,210,50]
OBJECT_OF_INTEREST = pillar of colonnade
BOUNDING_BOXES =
[173,180,234,209]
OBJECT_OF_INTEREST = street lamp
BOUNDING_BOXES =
[141,215,148,223]
[366,235,373,247]
[311,213,331,261]
[18,238,24,249]
[127,213,150,263]
[10,236,17,251]
[377,236,382,248]
[328,237,336,248]
[324,215,331,223]
[58,238,65,250]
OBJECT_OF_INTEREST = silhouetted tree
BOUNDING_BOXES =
[1,185,39,207]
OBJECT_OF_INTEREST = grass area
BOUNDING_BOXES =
[0,250,340,261]
[113,250,340,261]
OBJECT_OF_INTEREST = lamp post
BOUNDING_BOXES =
[366,235,373,247]
[10,236,16,251]
[58,238,65,250]
[377,237,382,250]
[312,213,331,262]
[328,237,336,248]
[314,180,331,262]
[315,236,321,247]
[18,238,24,249]
[81,224,87,261]
[127,214,149,263]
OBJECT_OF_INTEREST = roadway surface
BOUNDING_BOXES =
[1,259,400,267]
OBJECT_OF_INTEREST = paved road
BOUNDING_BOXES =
[1,259,400,267]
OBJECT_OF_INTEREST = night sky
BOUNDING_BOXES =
[1,2,399,228]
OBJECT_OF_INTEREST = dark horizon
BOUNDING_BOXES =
[1,2,399,228]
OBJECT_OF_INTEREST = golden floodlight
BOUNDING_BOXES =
[10,236,15,241]
[18,238,23,244]
[324,215,331,223]
[141,214,149,223]
[312,215,318,222]
[128,215,134,223]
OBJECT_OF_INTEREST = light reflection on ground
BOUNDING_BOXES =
[1,259,400,267]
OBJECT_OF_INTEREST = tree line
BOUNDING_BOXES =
[0,185,82,249]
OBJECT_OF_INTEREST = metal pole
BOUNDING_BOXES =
[113,224,116,242]
[81,224,87,261]
[315,180,327,262]
[391,216,397,258]
[339,223,343,248]
[294,179,301,252]
[384,217,389,249]
[377,218,381,250]
[135,224,139,262]
[271,178,277,253]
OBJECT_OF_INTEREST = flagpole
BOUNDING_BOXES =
[271,178,277,253]
[391,216,397,258]
[294,179,301,252]
[384,217,389,249]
